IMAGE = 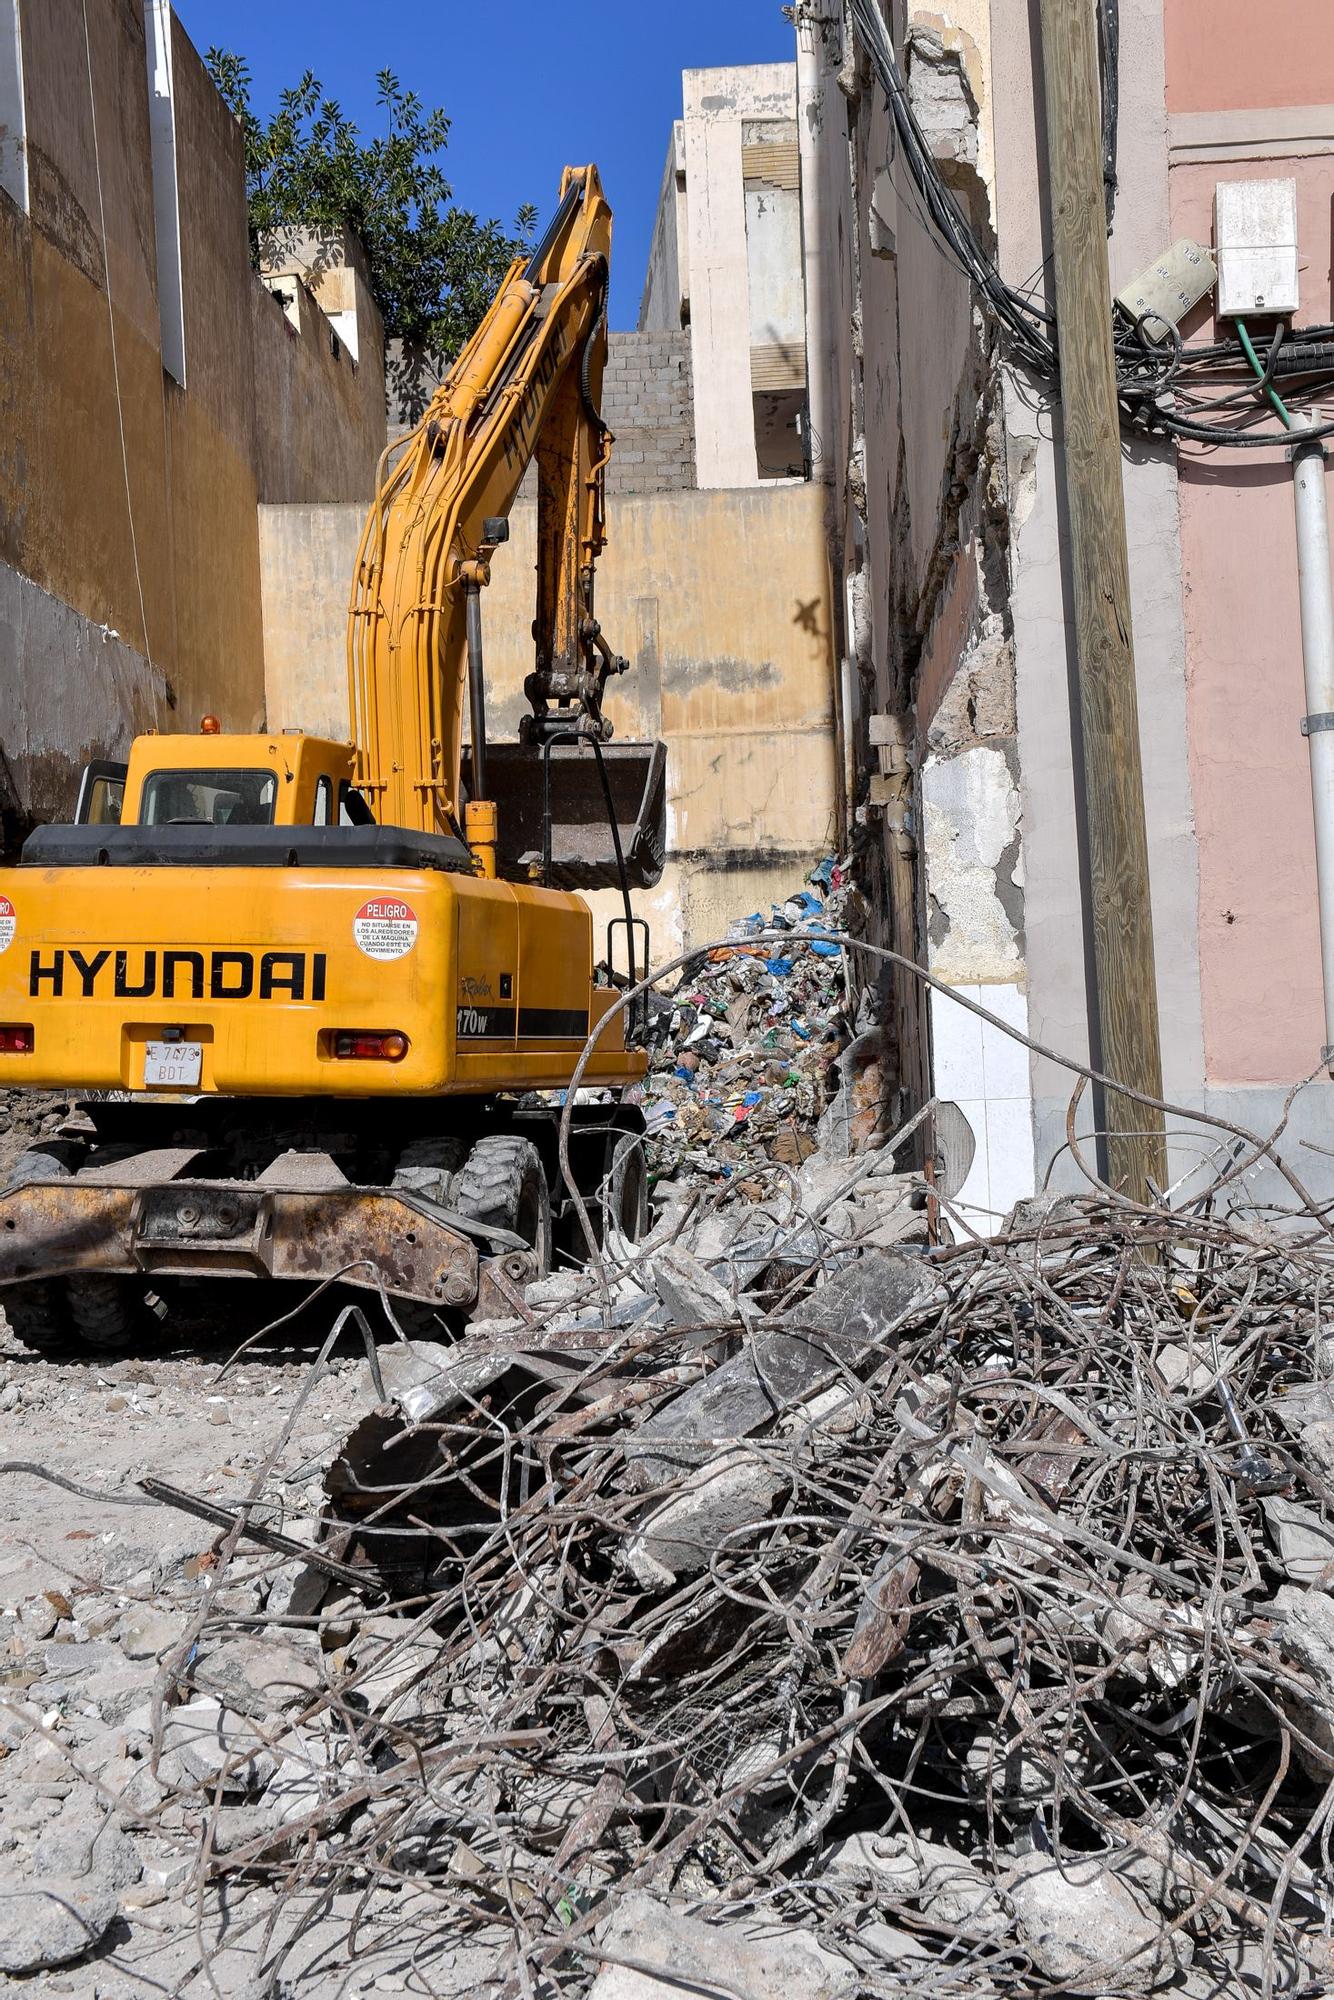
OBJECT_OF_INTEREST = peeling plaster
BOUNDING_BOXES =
[922,741,1025,983]
[659,652,782,694]
[1005,429,1040,543]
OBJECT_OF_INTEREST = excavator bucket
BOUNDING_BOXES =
[463,740,667,891]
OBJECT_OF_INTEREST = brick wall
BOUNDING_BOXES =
[387,331,696,497]
[601,332,696,496]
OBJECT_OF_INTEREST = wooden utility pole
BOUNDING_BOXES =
[1037,0,1168,1201]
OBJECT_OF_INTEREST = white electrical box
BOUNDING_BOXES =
[1214,178,1299,317]
[1115,239,1216,335]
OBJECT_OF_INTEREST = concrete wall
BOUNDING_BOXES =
[680,63,798,489]
[0,0,385,848]
[640,125,687,332]
[259,484,838,954]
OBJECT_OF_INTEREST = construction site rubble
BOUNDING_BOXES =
[7,930,1334,1993]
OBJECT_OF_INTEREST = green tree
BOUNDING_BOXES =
[206,52,537,361]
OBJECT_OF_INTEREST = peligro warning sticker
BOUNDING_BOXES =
[353,896,418,961]
[0,896,14,955]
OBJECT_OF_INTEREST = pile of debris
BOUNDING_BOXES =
[9,1118,1334,1994]
[8,921,1334,1994]
[637,858,876,1184]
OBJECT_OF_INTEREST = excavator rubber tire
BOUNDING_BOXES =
[605,1133,648,1244]
[66,1276,160,1355]
[2,1281,75,1357]
[1,1145,80,1355]
[452,1136,552,1278]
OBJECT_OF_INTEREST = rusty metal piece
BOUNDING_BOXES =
[842,1547,922,1677]
[0,1175,479,1307]
[1015,1409,1091,1507]
[139,1478,385,1600]
[473,1250,540,1325]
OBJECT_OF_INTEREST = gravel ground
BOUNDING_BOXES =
[0,1292,416,1997]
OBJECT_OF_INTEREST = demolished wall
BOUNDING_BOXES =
[810,2,1033,1222]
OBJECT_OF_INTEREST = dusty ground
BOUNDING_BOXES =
[0,1291,427,1998]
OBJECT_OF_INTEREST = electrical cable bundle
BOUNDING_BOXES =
[847,0,1334,448]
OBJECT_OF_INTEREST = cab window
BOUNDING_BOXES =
[140,769,279,827]
[75,764,126,825]
[313,776,332,826]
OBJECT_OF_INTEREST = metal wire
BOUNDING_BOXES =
[10,933,1325,1995]
[848,0,1334,452]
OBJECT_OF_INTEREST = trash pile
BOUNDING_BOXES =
[637,857,872,1184]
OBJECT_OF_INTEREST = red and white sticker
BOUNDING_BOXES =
[353,897,418,961]
[0,896,14,955]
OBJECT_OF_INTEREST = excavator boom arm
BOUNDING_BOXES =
[347,166,617,839]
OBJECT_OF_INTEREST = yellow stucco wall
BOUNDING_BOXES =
[0,0,385,834]
[259,483,839,950]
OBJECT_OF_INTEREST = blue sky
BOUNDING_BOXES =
[172,1,795,329]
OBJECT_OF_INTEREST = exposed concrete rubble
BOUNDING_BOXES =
[6,940,1334,1993]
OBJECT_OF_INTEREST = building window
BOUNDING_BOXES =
[144,0,186,384]
[0,0,27,213]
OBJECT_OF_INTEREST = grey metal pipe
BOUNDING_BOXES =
[1292,415,1334,1065]
[464,581,488,801]
[795,0,839,484]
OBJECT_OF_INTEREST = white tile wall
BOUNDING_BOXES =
[930,981,1036,1236]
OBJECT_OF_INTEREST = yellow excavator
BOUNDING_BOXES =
[0,165,665,1353]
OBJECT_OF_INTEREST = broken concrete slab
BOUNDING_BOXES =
[590,1893,856,2000]
[817,1829,1009,1937]
[370,1341,513,1424]
[0,1876,120,1974]
[190,1634,323,1717]
[118,1607,187,1662]
[155,1696,278,1796]
[31,1787,141,1890]
[624,1447,786,1590]
[1006,1851,1192,1993]
[1276,1582,1334,1774]
[343,1613,445,1717]
[626,1251,933,1489]
[648,1243,743,1331]
[1299,1417,1334,1485]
